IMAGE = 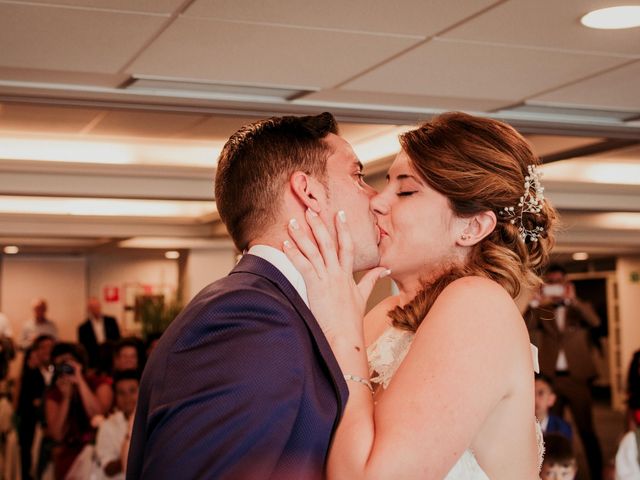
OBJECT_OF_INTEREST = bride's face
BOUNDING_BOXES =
[371,151,461,281]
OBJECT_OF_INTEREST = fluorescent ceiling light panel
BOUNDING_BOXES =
[0,135,221,167]
[542,160,640,185]
[352,126,412,164]
[590,212,640,230]
[0,196,215,218]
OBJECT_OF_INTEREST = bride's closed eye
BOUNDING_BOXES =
[397,191,417,197]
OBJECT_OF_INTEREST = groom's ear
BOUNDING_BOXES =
[456,210,497,246]
[289,171,326,213]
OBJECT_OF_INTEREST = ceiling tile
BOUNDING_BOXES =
[342,38,627,102]
[298,88,510,113]
[442,0,640,56]
[88,110,207,138]
[530,61,640,111]
[0,3,168,73]
[129,17,420,88]
[6,0,184,14]
[0,103,102,134]
[184,0,498,36]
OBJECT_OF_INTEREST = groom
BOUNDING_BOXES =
[127,113,380,479]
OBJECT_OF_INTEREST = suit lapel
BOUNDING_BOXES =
[231,254,349,411]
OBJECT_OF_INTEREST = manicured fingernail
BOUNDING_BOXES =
[380,269,392,278]
[307,208,318,217]
[283,240,293,249]
[338,210,347,223]
[289,218,299,230]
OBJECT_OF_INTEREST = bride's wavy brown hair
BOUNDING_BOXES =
[389,112,558,332]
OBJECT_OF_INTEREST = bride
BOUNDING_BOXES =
[283,112,557,479]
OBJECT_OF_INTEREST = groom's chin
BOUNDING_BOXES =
[353,249,382,273]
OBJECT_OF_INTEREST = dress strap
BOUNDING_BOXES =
[530,344,540,374]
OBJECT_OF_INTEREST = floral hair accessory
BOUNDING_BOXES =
[499,164,545,243]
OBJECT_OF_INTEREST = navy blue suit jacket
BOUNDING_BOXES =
[127,255,349,479]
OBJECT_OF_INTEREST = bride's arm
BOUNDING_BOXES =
[285,210,534,479]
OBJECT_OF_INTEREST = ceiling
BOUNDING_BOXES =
[0,0,639,262]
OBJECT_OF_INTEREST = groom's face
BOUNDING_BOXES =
[321,133,380,271]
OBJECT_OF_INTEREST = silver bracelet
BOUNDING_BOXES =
[343,374,374,394]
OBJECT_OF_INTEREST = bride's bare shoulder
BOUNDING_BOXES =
[364,295,401,347]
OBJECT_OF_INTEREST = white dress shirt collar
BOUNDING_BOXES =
[247,245,309,307]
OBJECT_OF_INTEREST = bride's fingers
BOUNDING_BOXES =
[287,217,327,275]
[335,210,354,273]
[357,267,391,302]
[304,208,340,272]
[282,238,319,281]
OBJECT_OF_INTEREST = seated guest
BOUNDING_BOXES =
[95,370,139,479]
[44,343,111,479]
[536,374,573,440]
[16,335,54,480]
[541,433,577,480]
[615,417,640,479]
[78,297,121,371]
[112,337,141,374]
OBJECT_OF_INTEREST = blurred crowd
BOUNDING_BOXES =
[0,297,159,480]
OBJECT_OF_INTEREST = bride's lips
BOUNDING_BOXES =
[378,225,389,240]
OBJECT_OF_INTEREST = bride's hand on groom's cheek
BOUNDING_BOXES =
[283,208,388,341]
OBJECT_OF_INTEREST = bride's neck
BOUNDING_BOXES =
[393,265,457,307]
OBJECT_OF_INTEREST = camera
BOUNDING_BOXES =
[54,363,75,376]
[542,284,565,298]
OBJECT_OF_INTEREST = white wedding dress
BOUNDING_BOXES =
[367,327,544,479]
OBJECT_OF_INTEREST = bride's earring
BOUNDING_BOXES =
[460,234,471,241]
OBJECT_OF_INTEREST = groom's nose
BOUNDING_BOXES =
[370,192,388,215]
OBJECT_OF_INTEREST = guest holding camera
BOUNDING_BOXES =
[45,343,112,479]
[525,264,603,479]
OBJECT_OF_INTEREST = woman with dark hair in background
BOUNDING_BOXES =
[44,342,111,479]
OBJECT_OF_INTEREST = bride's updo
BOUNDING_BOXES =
[389,112,558,332]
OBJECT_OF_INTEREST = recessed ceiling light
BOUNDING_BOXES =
[3,245,19,254]
[165,250,180,260]
[581,6,640,29]
[572,252,589,261]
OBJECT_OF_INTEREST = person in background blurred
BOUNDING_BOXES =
[535,374,573,440]
[15,334,54,480]
[95,370,139,480]
[20,298,58,349]
[541,433,577,480]
[78,297,121,372]
[44,343,111,479]
[111,338,141,375]
[525,264,603,479]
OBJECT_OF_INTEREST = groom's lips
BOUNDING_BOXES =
[378,225,389,240]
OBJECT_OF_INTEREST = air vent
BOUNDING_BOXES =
[122,75,314,102]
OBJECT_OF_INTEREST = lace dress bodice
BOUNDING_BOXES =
[367,327,544,479]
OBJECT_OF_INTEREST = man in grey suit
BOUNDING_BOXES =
[526,264,602,479]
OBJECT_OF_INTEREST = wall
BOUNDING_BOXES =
[183,247,237,302]
[87,252,180,335]
[0,255,86,342]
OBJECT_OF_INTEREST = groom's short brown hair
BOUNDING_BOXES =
[215,112,338,251]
